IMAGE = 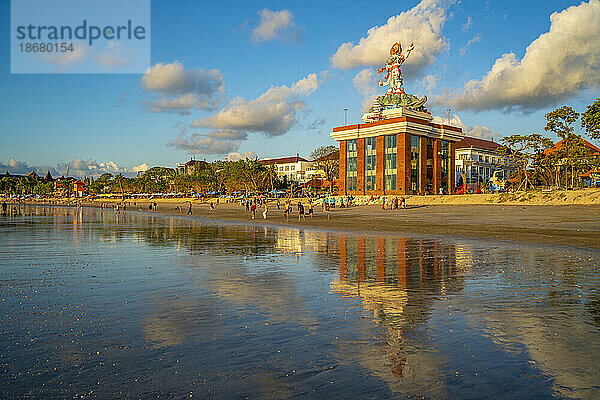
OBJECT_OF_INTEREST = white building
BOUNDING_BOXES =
[260,154,325,184]
[454,137,513,187]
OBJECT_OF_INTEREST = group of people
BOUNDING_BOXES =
[322,196,354,211]
[381,196,406,210]
[247,198,314,221]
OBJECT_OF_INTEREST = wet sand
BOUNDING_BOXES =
[85,200,600,249]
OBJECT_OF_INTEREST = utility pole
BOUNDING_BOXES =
[344,108,348,125]
[447,108,452,124]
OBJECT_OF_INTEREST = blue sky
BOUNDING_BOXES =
[1,0,599,177]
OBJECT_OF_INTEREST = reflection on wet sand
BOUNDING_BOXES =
[330,234,466,395]
[2,205,600,399]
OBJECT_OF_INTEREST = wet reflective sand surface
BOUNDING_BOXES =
[1,206,600,399]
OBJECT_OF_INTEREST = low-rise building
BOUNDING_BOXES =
[176,158,208,176]
[454,137,513,187]
[260,154,324,184]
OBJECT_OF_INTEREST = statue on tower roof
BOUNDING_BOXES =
[378,41,414,94]
[364,41,428,121]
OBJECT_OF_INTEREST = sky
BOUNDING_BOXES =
[1,0,599,177]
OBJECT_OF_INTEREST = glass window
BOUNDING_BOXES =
[410,135,420,193]
[365,137,377,191]
[384,135,397,190]
[441,140,450,193]
[346,139,358,191]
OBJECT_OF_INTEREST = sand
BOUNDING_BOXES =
[10,188,600,249]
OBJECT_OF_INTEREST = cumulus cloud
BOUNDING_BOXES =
[141,61,224,115]
[225,151,257,161]
[168,133,239,155]
[331,0,451,76]
[353,68,380,112]
[193,73,320,136]
[132,163,150,173]
[252,9,302,43]
[0,159,55,176]
[172,73,320,156]
[57,159,126,178]
[432,114,498,140]
[1,158,129,178]
[446,0,600,111]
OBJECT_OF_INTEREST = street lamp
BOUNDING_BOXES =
[344,108,348,125]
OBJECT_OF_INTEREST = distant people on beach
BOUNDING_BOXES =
[250,203,256,219]
[186,201,192,215]
[2,201,7,214]
[297,201,305,221]
[307,201,313,218]
[262,204,268,219]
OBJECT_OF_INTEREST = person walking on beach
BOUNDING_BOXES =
[393,197,398,210]
[308,201,313,218]
[381,197,386,210]
[277,199,280,210]
[400,197,406,209]
[297,201,305,221]
[187,201,192,215]
[2,201,7,215]
[250,203,256,219]
[284,200,290,221]
[245,200,249,212]
[262,204,269,219]
[210,202,215,211]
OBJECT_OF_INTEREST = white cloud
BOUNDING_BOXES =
[175,73,320,156]
[95,41,132,69]
[446,0,600,111]
[353,68,379,112]
[225,151,257,161]
[422,74,438,91]
[331,0,451,76]
[59,159,126,178]
[432,114,497,140]
[459,34,481,56]
[38,41,89,67]
[252,9,302,43]
[141,62,224,114]
[168,133,239,155]
[1,158,133,178]
[132,163,150,173]
[193,73,320,136]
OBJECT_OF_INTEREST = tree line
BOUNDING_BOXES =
[497,98,600,190]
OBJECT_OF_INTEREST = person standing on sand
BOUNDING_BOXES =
[2,201,7,215]
[308,201,313,218]
[187,201,192,215]
[262,204,268,219]
[393,197,398,210]
[284,200,290,221]
[250,203,256,219]
[277,199,280,210]
[400,197,406,209]
[210,202,215,211]
[297,201,305,221]
[381,198,386,210]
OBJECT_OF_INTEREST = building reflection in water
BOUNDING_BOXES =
[331,234,465,393]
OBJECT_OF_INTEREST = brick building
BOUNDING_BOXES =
[331,107,464,195]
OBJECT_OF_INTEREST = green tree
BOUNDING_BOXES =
[497,134,554,191]
[581,97,600,140]
[544,106,589,188]
[309,145,339,193]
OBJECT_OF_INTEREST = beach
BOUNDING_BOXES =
[16,193,600,249]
